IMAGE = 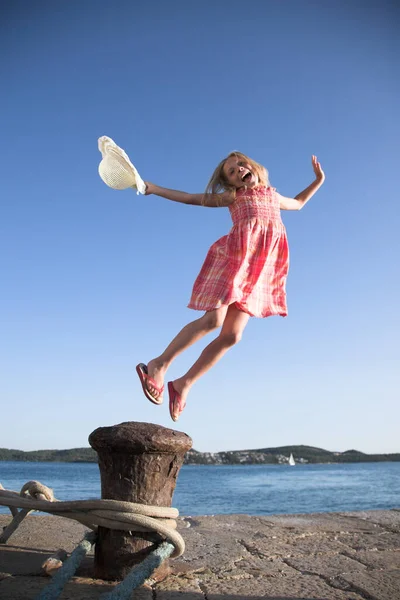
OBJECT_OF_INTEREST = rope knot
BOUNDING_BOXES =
[20,480,55,502]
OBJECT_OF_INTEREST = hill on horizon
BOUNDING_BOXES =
[241,444,335,456]
[0,445,398,464]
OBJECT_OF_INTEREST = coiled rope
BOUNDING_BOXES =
[0,480,184,557]
[0,480,185,599]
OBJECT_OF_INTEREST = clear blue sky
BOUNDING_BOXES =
[1,0,399,454]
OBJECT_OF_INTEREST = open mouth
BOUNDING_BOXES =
[241,172,252,182]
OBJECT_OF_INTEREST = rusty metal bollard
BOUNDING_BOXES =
[89,421,192,580]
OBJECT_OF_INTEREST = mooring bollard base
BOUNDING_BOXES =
[94,532,170,581]
[89,421,192,581]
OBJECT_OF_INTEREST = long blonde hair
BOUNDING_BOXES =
[204,151,270,200]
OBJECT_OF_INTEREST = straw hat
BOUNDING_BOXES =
[98,136,146,194]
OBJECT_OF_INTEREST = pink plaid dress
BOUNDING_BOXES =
[188,186,289,318]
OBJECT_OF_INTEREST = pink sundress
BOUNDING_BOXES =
[187,186,289,318]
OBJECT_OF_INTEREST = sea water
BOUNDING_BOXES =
[0,461,399,516]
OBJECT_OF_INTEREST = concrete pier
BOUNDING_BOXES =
[0,509,399,599]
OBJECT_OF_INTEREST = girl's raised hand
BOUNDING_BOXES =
[312,155,325,183]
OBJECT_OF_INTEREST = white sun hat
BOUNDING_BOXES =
[98,136,146,194]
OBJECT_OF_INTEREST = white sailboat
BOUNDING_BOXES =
[288,453,295,466]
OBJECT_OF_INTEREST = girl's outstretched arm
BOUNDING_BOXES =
[144,182,234,207]
[279,155,325,211]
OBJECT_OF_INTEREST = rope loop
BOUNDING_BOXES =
[0,481,185,557]
[20,480,55,501]
[1,480,187,599]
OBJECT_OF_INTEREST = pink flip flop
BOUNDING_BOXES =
[168,381,186,422]
[136,363,164,405]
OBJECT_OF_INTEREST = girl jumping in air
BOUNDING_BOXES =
[136,152,325,422]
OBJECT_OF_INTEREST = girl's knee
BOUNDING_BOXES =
[202,310,225,331]
[220,330,243,347]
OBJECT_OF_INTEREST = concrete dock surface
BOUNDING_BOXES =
[0,509,399,599]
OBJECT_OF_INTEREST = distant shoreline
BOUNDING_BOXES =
[1,445,399,466]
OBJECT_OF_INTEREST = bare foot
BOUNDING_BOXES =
[168,378,189,421]
[146,359,167,402]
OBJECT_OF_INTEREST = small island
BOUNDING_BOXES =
[0,445,399,465]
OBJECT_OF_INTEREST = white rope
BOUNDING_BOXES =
[0,481,184,558]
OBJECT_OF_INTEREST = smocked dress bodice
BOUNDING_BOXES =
[229,185,283,225]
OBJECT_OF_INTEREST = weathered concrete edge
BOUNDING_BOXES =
[1,509,400,600]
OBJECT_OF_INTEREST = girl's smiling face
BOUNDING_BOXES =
[223,155,259,189]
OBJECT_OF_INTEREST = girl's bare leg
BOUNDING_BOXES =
[170,305,250,417]
[145,306,229,399]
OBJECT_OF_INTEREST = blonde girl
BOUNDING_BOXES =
[136,152,325,421]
